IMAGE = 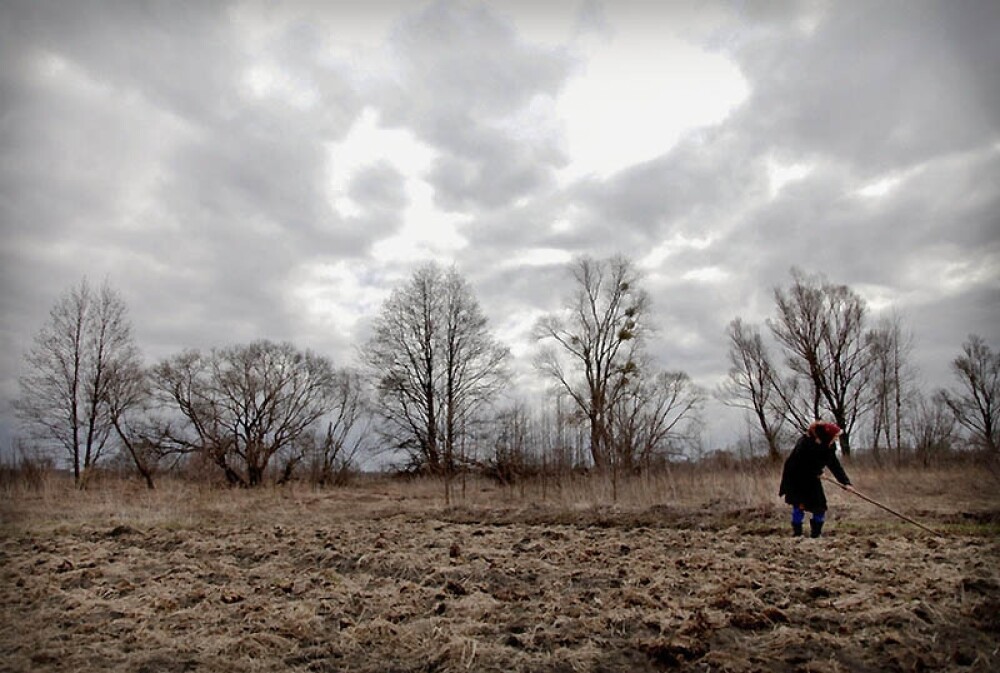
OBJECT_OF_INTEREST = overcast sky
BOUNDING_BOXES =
[2,0,998,454]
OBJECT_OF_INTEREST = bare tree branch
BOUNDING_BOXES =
[363,263,509,478]
[940,334,999,453]
[533,255,647,470]
[15,279,142,486]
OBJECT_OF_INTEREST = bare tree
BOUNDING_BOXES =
[15,279,142,486]
[940,334,999,453]
[306,368,371,486]
[610,369,704,471]
[103,357,161,489]
[716,318,787,462]
[151,341,341,486]
[768,269,875,455]
[768,270,827,425]
[532,392,589,480]
[487,402,534,487]
[867,312,917,463]
[363,263,509,480]
[908,392,957,466]
[439,268,510,482]
[147,349,229,477]
[534,255,647,470]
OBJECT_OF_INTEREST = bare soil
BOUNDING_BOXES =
[1,476,998,672]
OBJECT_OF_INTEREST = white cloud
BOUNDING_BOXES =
[288,259,391,344]
[766,157,814,198]
[682,266,729,284]
[853,283,900,313]
[856,175,902,199]
[326,107,436,217]
[901,253,999,302]
[241,62,319,109]
[370,181,468,263]
[501,247,573,269]
[324,105,469,260]
[640,233,714,270]
[555,32,748,180]
[494,308,548,359]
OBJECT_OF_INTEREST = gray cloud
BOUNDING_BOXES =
[428,131,561,211]
[731,1,1000,174]
[375,1,573,210]
[348,160,408,211]
[4,1,244,125]
[1,0,998,455]
[384,1,572,122]
[564,129,761,248]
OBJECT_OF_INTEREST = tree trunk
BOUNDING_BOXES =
[216,456,246,487]
[840,431,852,457]
[589,414,605,469]
[248,464,264,487]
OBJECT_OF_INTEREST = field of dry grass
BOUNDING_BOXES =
[1,464,998,672]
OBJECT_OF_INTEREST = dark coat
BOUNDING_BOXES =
[778,434,852,512]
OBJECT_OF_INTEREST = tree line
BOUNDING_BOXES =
[716,269,998,464]
[12,257,998,489]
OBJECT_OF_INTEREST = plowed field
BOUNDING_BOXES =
[2,473,998,672]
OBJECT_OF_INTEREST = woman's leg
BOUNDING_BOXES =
[810,510,826,538]
[791,505,805,537]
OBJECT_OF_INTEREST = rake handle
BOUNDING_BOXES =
[822,475,939,536]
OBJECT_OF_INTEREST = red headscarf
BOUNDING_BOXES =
[810,421,842,444]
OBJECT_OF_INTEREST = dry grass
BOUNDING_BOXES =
[420,462,1000,522]
[1,463,998,672]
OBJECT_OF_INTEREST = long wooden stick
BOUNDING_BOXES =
[822,476,939,536]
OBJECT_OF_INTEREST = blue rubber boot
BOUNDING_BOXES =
[791,507,805,537]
